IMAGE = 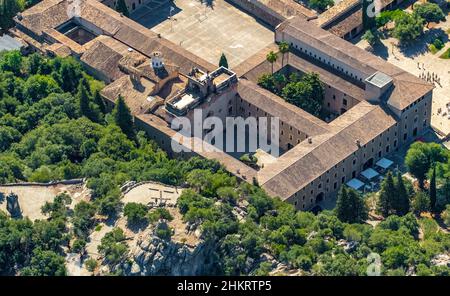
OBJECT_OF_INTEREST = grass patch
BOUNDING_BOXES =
[94,224,103,232]
[429,44,439,54]
[419,218,439,240]
[429,37,445,54]
[440,48,450,59]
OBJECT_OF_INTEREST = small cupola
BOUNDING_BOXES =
[151,51,164,69]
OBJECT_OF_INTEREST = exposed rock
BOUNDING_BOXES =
[130,262,141,275]
[123,222,215,276]
[431,253,450,267]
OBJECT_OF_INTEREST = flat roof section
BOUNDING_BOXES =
[366,71,393,89]
[0,34,23,51]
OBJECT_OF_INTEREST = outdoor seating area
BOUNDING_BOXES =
[346,157,395,194]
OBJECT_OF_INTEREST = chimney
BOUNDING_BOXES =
[356,139,361,147]
[308,137,312,144]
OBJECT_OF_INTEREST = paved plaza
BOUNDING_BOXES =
[355,15,450,137]
[132,0,274,68]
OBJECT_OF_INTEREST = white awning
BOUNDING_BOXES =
[376,158,393,169]
[346,178,365,190]
[361,168,379,180]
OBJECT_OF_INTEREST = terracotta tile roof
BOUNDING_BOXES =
[80,37,125,81]
[136,113,258,182]
[237,79,331,137]
[17,0,71,36]
[278,16,434,110]
[287,53,365,101]
[259,0,317,19]
[327,9,362,38]
[237,50,365,102]
[16,0,216,74]
[45,42,71,57]
[259,102,397,199]
[316,0,360,28]
[100,75,156,115]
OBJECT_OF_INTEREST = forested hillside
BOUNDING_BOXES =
[0,51,449,276]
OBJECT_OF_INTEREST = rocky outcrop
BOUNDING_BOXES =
[125,234,214,276]
[431,253,450,267]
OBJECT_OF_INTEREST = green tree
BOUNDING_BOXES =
[72,201,97,239]
[72,238,86,254]
[26,53,44,75]
[281,73,324,116]
[84,257,97,272]
[309,0,334,12]
[219,53,229,68]
[393,172,410,216]
[362,29,379,46]
[266,51,277,74]
[336,185,350,222]
[377,171,396,217]
[115,0,129,17]
[257,73,276,93]
[123,202,148,225]
[336,186,368,223]
[376,9,408,28]
[442,205,450,227]
[93,90,106,114]
[0,0,23,30]
[0,126,21,152]
[77,78,93,119]
[20,249,66,276]
[405,142,448,189]
[412,191,430,215]
[113,95,135,139]
[393,13,424,45]
[24,74,61,102]
[278,41,289,67]
[98,227,128,266]
[58,57,82,93]
[429,165,436,212]
[413,3,445,28]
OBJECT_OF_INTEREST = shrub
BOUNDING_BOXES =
[148,208,173,223]
[124,202,148,225]
[85,258,98,272]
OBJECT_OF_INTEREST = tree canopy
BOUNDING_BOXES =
[392,13,424,45]
[413,3,445,27]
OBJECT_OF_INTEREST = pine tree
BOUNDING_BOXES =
[77,79,92,119]
[336,186,350,222]
[219,53,229,69]
[81,75,92,95]
[93,90,106,114]
[429,165,437,212]
[377,171,395,217]
[336,186,368,223]
[0,0,22,30]
[348,188,368,223]
[394,172,410,216]
[116,0,129,17]
[113,95,135,139]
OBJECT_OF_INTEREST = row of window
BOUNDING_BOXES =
[289,41,364,82]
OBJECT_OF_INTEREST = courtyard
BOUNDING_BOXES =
[131,0,274,68]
